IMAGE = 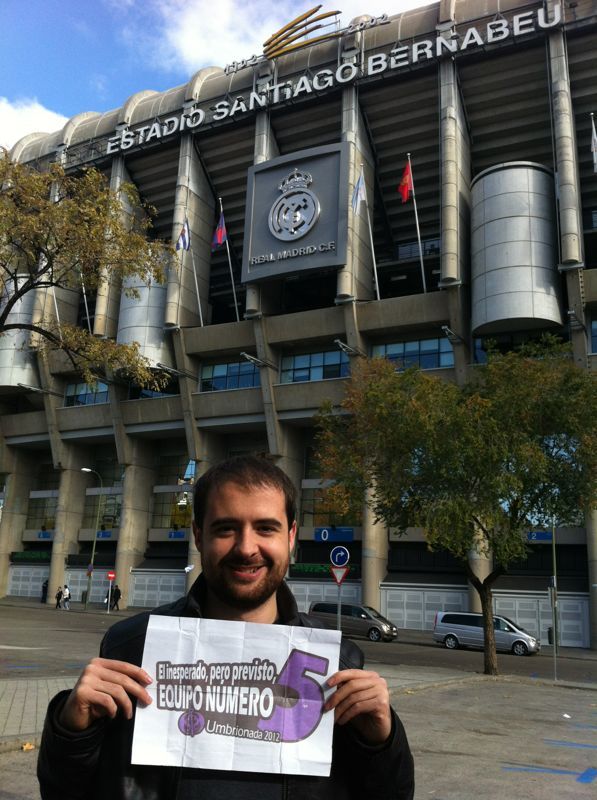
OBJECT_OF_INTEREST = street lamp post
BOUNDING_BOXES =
[81,467,103,610]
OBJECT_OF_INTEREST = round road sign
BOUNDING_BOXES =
[330,545,350,567]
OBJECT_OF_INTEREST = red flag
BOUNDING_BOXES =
[398,161,413,203]
[211,211,227,251]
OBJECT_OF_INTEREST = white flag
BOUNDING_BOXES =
[176,217,190,251]
[351,167,366,214]
[591,114,597,174]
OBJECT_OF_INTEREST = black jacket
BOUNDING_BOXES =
[38,577,414,800]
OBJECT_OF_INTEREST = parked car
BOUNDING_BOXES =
[308,602,398,641]
[433,611,540,656]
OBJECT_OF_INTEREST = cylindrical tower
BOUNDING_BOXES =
[471,162,563,335]
[0,279,40,388]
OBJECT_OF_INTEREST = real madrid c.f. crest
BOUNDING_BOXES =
[268,169,321,241]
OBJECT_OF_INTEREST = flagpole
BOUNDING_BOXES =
[360,163,381,301]
[591,112,597,174]
[220,197,240,322]
[189,248,204,328]
[407,153,427,294]
[80,273,93,333]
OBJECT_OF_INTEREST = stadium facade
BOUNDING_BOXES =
[2,0,596,648]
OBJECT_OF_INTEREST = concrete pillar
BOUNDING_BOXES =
[438,54,471,286]
[361,494,387,609]
[245,110,280,319]
[586,508,597,650]
[337,84,375,303]
[438,56,472,375]
[0,451,37,598]
[467,546,493,613]
[549,30,583,268]
[48,466,88,600]
[115,462,156,608]
[165,132,215,328]
[94,156,129,338]
[547,31,588,368]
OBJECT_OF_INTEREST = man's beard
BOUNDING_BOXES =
[205,555,289,611]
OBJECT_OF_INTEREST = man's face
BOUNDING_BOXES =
[193,481,296,617]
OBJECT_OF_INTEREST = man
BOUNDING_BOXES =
[38,456,414,799]
[111,584,122,611]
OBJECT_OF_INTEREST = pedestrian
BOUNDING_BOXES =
[41,579,48,603]
[62,584,71,610]
[111,584,121,611]
[38,456,414,799]
[54,587,62,609]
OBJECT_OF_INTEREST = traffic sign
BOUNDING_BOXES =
[330,545,350,567]
[330,566,350,586]
[107,570,116,581]
[314,527,354,542]
[527,531,552,542]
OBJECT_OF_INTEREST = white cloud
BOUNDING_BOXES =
[0,97,68,152]
[116,0,438,75]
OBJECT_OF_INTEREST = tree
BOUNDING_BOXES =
[0,154,171,387]
[316,337,597,675]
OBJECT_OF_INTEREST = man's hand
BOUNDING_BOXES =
[324,669,392,745]
[58,658,153,732]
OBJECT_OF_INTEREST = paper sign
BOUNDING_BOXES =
[132,616,341,776]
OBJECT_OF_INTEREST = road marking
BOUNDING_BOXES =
[503,765,597,784]
[544,738,597,750]
[0,645,50,650]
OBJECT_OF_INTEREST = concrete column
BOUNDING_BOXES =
[467,545,493,613]
[0,451,37,598]
[48,466,88,600]
[115,462,156,608]
[245,110,280,319]
[361,493,387,609]
[438,58,471,286]
[438,56,472,376]
[94,156,129,338]
[253,316,284,458]
[337,85,375,303]
[586,508,597,650]
[549,30,583,268]
[548,30,588,368]
[165,132,215,328]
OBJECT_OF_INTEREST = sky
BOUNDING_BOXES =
[0,0,438,151]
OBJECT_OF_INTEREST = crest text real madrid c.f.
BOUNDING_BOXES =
[268,169,321,241]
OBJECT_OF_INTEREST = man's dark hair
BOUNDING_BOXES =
[193,456,297,529]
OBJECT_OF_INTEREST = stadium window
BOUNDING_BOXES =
[372,338,454,369]
[200,360,261,392]
[64,381,109,407]
[280,350,350,383]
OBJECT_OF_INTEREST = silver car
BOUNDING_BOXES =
[309,602,398,642]
[433,611,540,656]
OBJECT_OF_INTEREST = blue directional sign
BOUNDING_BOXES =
[527,531,552,542]
[168,530,185,539]
[314,527,354,542]
[330,545,350,567]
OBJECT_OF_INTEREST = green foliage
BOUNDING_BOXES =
[316,337,597,570]
[0,155,172,387]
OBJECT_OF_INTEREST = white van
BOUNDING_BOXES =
[433,611,540,656]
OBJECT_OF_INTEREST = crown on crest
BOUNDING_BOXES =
[279,168,312,193]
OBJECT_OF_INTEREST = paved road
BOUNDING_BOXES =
[1,598,595,800]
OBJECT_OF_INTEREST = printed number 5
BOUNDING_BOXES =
[258,648,329,743]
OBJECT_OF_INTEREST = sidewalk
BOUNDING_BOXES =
[1,597,595,754]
